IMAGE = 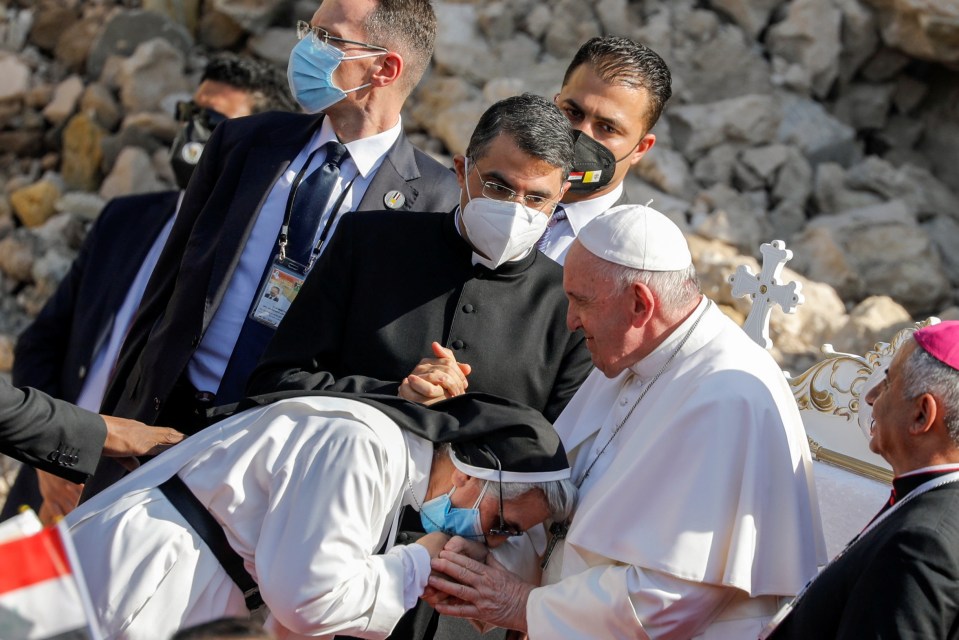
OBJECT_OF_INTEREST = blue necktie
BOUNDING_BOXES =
[286,141,349,264]
[215,141,350,405]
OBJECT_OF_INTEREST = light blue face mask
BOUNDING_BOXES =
[286,36,383,114]
[419,481,489,539]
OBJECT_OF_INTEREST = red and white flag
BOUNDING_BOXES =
[0,519,102,640]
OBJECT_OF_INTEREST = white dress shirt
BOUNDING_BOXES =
[75,193,183,411]
[538,183,624,265]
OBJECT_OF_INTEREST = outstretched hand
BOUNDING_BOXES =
[399,342,472,405]
[101,415,184,471]
[428,548,534,632]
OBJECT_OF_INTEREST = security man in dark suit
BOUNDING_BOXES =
[763,320,959,639]
[86,0,459,500]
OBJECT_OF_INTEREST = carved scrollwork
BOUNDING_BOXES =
[789,317,941,420]
[790,318,940,482]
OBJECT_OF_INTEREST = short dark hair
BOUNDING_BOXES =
[201,53,298,114]
[170,617,270,640]
[466,93,574,179]
[563,36,672,131]
[365,0,437,94]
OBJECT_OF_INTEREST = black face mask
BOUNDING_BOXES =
[567,130,617,193]
[169,101,228,190]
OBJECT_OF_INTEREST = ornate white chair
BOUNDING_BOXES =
[730,241,938,557]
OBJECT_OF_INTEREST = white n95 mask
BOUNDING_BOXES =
[460,159,549,269]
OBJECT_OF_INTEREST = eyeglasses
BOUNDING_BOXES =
[471,162,560,213]
[484,448,524,538]
[296,20,388,54]
[175,101,228,131]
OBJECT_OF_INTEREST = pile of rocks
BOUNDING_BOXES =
[0,0,957,376]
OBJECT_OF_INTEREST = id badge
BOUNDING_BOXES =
[250,255,308,328]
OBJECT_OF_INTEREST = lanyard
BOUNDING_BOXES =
[278,147,358,266]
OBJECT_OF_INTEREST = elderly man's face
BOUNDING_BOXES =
[865,341,916,463]
[563,242,642,377]
[451,475,550,548]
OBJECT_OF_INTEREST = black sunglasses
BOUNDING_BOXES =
[175,101,228,131]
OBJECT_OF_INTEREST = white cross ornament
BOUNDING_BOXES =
[729,240,804,349]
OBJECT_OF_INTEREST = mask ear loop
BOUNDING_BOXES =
[464,157,475,202]
[470,480,490,509]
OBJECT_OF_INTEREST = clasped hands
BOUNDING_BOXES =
[422,536,534,634]
[398,342,472,405]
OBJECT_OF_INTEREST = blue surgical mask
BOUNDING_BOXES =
[287,36,383,114]
[419,481,489,539]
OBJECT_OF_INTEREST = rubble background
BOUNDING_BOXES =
[0,0,957,388]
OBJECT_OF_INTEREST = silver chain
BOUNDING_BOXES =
[576,299,712,488]
[542,299,713,570]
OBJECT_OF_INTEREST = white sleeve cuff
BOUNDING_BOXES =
[387,542,432,610]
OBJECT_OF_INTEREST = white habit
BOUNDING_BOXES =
[526,298,826,639]
[65,396,435,640]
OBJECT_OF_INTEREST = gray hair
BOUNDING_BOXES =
[563,36,672,131]
[493,477,577,522]
[365,0,437,95]
[465,93,575,180]
[593,256,701,314]
[901,337,959,446]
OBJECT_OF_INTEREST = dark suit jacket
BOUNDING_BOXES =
[248,210,594,423]
[2,191,178,516]
[101,111,460,424]
[0,380,105,482]
[13,191,179,402]
[769,481,959,639]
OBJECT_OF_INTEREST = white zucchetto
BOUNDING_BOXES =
[578,203,692,271]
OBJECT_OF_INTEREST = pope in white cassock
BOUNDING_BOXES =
[63,391,576,640]
[428,204,827,639]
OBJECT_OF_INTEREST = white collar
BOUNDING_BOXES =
[312,115,403,178]
[560,182,624,235]
[898,463,959,479]
[628,295,710,382]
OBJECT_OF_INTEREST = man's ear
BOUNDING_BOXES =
[453,155,468,190]
[370,51,403,87]
[451,468,471,488]
[627,133,656,167]
[911,393,940,435]
[628,281,656,327]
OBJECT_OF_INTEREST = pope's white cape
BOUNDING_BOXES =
[525,299,826,638]
[556,301,823,592]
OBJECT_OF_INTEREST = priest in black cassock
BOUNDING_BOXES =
[762,320,959,639]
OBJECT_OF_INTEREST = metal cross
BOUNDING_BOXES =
[729,240,804,349]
